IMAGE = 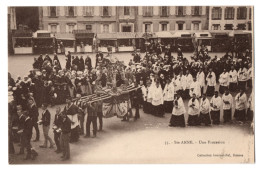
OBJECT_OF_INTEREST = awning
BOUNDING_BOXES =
[12,30,32,37]
[73,30,95,39]
[97,33,117,40]
[194,32,212,39]
[155,32,175,38]
[116,32,137,39]
[55,33,75,40]
[33,30,54,38]
[209,31,229,38]
[171,32,192,38]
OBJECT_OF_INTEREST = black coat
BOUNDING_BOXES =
[23,117,33,138]
[41,109,51,126]
[28,104,39,123]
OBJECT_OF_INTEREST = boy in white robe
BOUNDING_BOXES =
[229,66,238,92]
[206,68,216,96]
[163,78,175,113]
[210,91,222,125]
[184,70,193,99]
[199,94,211,126]
[187,94,200,126]
[234,89,247,123]
[196,68,205,95]
[238,67,248,91]
[151,80,164,117]
[247,93,253,122]
[247,63,252,89]
[222,89,233,123]
[219,69,229,94]
[169,93,186,127]
[189,77,201,98]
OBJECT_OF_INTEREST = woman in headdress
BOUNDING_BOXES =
[169,92,186,127]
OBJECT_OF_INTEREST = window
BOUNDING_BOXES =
[50,25,57,33]
[249,8,252,19]
[225,7,234,19]
[213,24,220,30]
[248,23,252,30]
[68,6,75,17]
[237,7,247,19]
[193,23,199,30]
[143,7,153,17]
[237,24,246,30]
[86,25,92,31]
[122,26,131,32]
[224,24,233,30]
[85,6,94,16]
[145,24,151,32]
[212,7,222,20]
[178,24,183,30]
[103,24,109,33]
[103,6,109,16]
[161,24,167,31]
[67,24,75,33]
[50,7,56,17]
[192,6,202,15]
[161,6,168,17]
[177,6,184,16]
[124,6,130,15]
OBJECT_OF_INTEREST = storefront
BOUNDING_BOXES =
[117,32,137,52]
[230,30,252,53]
[55,33,76,53]
[193,32,212,52]
[74,30,95,53]
[97,33,117,53]
[32,30,55,54]
[172,32,194,52]
[155,32,175,52]
[210,31,230,52]
[12,30,33,54]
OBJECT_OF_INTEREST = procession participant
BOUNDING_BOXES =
[53,53,61,69]
[151,80,164,117]
[53,107,62,153]
[74,94,85,135]
[60,111,71,161]
[141,80,148,113]
[247,92,253,122]
[184,70,193,99]
[37,54,44,69]
[146,79,153,114]
[222,89,233,123]
[209,91,222,125]
[63,97,79,142]
[21,111,34,160]
[196,67,205,95]
[247,63,252,89]
[238,65,248,90]
[85,99,98,138]
[17,108,26,155]
[65,57,71,70]
[199,93,211,126]
[229,65,238,92]
[173,73,182,95]
[219,68,229,94]
[66,72,76,98]
[169,92,186,127]
[85,55,92,70]
[96,95,103,131]
[187,93,200,126]
[163,78,175,113]
[189,77,201,98]
[78,56,85,71]
[28,99,40,142]
[39,103,55,148]
[234,89,247,123]
[159,73,166,90]
[206,68,216,96]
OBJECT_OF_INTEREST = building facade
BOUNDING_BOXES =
[208,6,253,31]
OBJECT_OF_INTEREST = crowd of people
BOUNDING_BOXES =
[8,43,254,161]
